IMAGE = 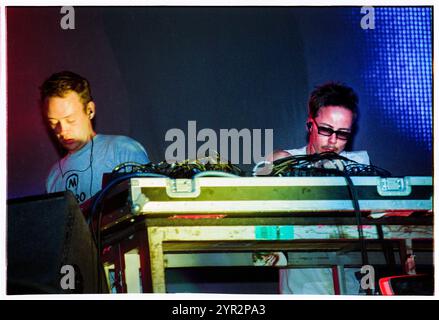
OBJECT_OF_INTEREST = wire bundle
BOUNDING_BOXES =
[111,156,244,179]
[265,152,391,177]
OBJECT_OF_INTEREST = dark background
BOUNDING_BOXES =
[7,6,433,199]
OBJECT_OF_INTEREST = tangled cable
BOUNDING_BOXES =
[261,152,391,177]
[110,155,244,179]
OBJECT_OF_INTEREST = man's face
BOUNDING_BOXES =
[307,105,353,155]
[45,91,95,154]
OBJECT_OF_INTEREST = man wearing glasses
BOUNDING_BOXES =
[271,82,369,294]
[269,82,370,165]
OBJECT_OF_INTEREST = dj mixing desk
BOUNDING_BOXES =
[99,176,433,293]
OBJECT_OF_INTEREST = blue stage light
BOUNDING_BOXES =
[351,7,432,151]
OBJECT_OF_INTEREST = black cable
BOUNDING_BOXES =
[131,154,245,178]
[342,172,373,295]
[266,152,391,178]
[342,174,368,262]
[112,162,147,174]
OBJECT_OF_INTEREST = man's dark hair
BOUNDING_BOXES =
[308,82,358,120]
[40,71,93,107]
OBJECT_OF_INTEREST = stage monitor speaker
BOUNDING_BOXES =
[7,191,108,294]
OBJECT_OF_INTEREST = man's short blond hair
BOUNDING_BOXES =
[40,71,93,108]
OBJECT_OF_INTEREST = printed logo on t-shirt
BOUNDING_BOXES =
[65,173,87,203]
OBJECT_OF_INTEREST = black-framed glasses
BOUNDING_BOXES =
[315,123,351,141]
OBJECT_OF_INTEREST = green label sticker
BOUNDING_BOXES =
[255,226,294,240]
[279,226,294,240]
